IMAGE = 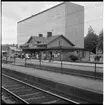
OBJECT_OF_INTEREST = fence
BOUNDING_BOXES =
[2,56,103,80]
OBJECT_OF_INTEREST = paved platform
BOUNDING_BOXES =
[2,63,103,94]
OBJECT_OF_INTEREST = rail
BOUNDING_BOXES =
[2,87,29,104]
[2,73,79,104]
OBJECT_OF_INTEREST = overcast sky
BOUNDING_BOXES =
[2,2,103,44]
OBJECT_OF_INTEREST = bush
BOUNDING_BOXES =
[69,54,78,62]
[94,55,100,62]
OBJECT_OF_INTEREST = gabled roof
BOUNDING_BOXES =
[26,35,74,46]
[59,35,75,46]
[38,35,61,45]
[28,36,46,43]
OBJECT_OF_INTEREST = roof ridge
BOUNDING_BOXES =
[32,36,46,38]
[32,35,61,38]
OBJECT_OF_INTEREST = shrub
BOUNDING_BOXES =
[69,54,78,62]
[94,55,100,62]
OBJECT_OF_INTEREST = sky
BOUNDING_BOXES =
[2,2,103,44]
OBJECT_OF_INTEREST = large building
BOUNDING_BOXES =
[17,2,84,48]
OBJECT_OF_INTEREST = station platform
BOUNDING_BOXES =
[2,63,103,94]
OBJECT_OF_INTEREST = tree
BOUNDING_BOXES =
[97,29,103,53]
[84,26,98,53]
[88,25,95,34]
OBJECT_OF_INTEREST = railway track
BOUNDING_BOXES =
[2,74,79,104]
[2,88,24,104]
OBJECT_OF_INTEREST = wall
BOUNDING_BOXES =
[47,36,73,48]
[85,51,90,61]
[17,2,84,48]
[17,3,65,45]
[65,2,84,48]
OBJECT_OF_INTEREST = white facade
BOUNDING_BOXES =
[17,2,84,48]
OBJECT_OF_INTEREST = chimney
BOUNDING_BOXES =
[39,34,43,37]
[47,32,52,38]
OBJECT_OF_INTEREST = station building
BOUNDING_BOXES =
[20,32,90,62]
[17,2,84,48]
